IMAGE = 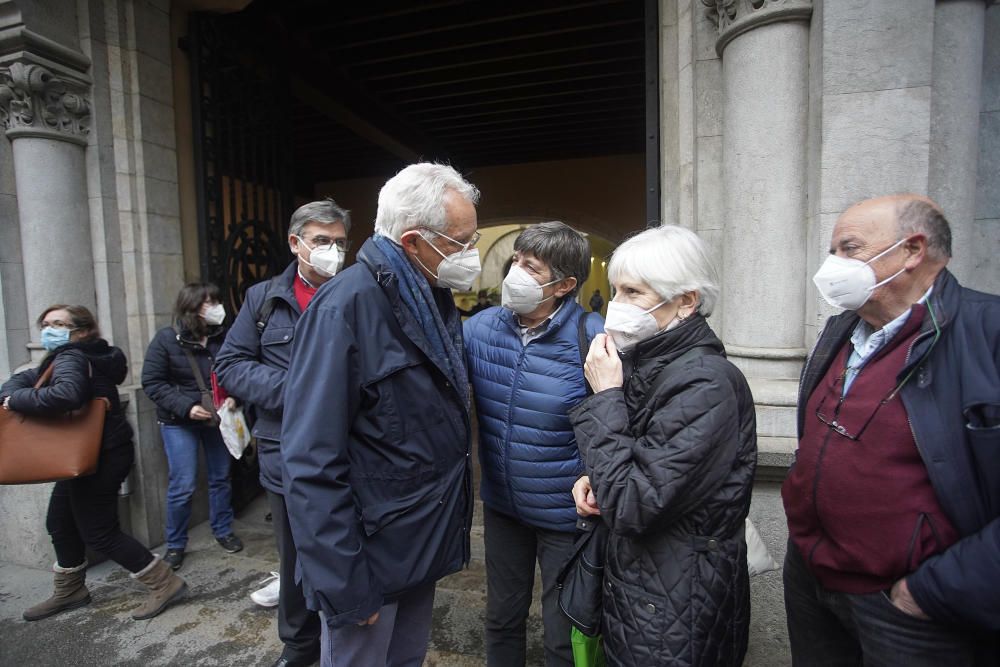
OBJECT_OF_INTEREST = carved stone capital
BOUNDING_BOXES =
[701,0,813,56]
[0,62,90,144]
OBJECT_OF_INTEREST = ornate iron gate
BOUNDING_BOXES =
[187,12,292,317]
[186,12,293,510]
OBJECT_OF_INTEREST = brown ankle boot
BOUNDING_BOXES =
[23,561,92,621]
[131,557,188,620]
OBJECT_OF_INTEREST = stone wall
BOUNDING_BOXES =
[0,0,195,568]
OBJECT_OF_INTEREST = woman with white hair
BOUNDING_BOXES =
[569,224,757,666]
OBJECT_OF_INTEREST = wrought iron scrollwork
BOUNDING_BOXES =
[188,13,292,316]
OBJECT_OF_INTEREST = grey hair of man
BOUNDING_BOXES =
[513,221,590,299]
[608,224,721,316]
[287,198,352,238]
[896,198,952,260]
[374,163,480,242]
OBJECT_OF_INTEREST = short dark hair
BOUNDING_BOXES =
[896,199,952,259]
[37,304,100,341]
[174,282,221,337]
[288,198,352,238]
[513,221,591,299]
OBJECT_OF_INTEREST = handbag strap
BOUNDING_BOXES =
[32,363,56,389]
[173,326,210,393]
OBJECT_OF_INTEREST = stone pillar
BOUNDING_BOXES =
[0,61,94,360]
[702,0,812,446]
[929,0,987,285]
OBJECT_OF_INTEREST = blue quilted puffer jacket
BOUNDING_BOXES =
[464,301,604,532]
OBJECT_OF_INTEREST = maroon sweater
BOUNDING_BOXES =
[782,306,958,593]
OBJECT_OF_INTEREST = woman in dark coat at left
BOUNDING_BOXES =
[0,305,187,622]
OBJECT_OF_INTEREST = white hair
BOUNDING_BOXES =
[608,225,720,316]
[374,163,480,242]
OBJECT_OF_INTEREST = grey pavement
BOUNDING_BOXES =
[0,494,509,667]
[0,492,789,666]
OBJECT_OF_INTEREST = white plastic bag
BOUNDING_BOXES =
[218,403,251,459]
[745,518,779,576]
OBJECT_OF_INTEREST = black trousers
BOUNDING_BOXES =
[47,444,153,573]
[483,505,576,667]
[268,489,321,660]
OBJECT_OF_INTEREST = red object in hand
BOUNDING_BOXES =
[210,371,228,410]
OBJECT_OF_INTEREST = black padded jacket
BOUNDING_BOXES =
[569,314,757,666]
[141,324,225,425]
[0,339,134,452]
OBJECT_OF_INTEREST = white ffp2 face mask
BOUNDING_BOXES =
[202,303,226,326]
[604,300,667,352]
[501,264,559,315]
[412,232,482,291]
[297,236,343,278]
[812,239,906,311]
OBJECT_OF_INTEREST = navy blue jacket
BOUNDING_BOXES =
[797,269,1000,632]
[464,302,603,531]
[141,324,225,425]
[280,237,473,629]
[215,262,301,493]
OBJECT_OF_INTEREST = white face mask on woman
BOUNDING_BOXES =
[812,238,906,311]
[202,303,226,326]
[603,300,668,352]
[501,264,560,315]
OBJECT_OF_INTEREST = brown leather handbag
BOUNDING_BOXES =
[0,363,110,484]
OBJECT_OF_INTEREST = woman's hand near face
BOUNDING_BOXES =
[573,475,601,516]
[584,334,623,392]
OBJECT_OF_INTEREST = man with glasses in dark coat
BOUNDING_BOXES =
[215,198,351,667]
[281,163,480,667]
[782,194,1000,666]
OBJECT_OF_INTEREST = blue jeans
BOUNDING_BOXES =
[161,424,234,549]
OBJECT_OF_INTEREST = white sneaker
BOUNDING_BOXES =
[250,572,280,607]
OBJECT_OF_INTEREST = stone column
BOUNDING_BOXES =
[703,0,812,446]
[0,61,94,360]
[929,0,987,284]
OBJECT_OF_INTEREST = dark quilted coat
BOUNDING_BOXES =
[464,302,604,532]
[569,314,757,666]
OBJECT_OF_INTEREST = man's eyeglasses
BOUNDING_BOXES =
[814,386,897,442]
[423,228,480,253]
[301,235,350,253]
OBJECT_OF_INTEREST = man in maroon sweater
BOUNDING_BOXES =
[782,194,1000,665]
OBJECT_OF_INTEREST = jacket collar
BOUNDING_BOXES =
[265,261,304,315]
[356,237,458,379]
[797,268,960,436]
[496,298,580,341]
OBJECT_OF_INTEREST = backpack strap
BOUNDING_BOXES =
[254,276,285,336]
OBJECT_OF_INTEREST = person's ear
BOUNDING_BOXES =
[902,234,928,269]
[399,230,422,257]
[553,276,577,299]
[677,291,699,317]
[288,234,301,255]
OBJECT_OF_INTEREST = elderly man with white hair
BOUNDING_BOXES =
[280,163,480,667]
[570,224,757,666]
